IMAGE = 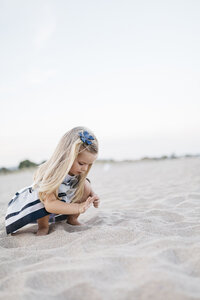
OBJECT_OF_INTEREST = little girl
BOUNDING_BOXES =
[5,126,100,236]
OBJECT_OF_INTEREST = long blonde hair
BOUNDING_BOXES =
[33,126,98,203]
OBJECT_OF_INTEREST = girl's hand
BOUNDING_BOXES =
[92,194,100,208]
[90,190,100,208]
[78,195,98,214]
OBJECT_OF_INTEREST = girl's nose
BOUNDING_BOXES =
[82,165,88,172]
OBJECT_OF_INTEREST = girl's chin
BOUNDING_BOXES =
[68,172,75,176]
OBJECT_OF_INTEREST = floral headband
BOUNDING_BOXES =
[79,131,94,145]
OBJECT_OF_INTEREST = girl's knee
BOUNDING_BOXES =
[79,179,91,202]
[76,179,92,203]
[84,179,92,196]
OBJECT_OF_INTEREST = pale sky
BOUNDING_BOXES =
[1,0,200,167]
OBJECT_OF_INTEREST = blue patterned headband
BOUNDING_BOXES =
[79,131,94,145]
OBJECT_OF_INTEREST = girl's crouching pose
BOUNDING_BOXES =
[5,127,100,236]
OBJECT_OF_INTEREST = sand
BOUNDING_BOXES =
[0,158,200,300]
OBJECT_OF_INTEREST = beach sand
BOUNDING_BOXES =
[0,158,200,300]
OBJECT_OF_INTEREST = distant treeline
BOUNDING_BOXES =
[0,154,200,174]
[0,159,46,174]
[97,153,200,163]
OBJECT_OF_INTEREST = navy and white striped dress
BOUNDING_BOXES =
[5,174,79,234]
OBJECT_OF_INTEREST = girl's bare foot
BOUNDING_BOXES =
[36,227,49,236]
[67,216,82,226]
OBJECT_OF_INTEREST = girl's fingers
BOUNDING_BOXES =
[85,197,94,208]
[92,195,99,201]
[94,200,99,203]
[88,197,94,204]
[87,196,96,203]
[82,196,100,212]
[93,199,100,207]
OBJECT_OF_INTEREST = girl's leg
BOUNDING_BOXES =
[67,179,92,225]
[36,215,50,235]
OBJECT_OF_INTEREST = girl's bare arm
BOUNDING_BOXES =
[43,193,96,215]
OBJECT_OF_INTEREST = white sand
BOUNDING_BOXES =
[0,158,200,300]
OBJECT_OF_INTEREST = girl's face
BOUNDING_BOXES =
[69,150,97,176]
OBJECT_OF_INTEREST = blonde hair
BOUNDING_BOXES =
[33,126,98,203]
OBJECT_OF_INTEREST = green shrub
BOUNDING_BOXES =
[18,160,38,169]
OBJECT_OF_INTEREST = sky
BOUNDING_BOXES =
[1,0,200,167]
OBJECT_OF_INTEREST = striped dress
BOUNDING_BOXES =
[5,174,79,234]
